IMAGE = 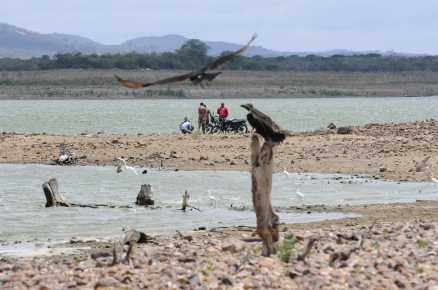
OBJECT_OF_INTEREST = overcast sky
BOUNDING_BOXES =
[2,0,438,53]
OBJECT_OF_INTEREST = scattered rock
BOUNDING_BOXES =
[222,238,245,253]
[337,126,353,134]
[94,277,119,289]
[327,123,337,130]
[123,229,152,245]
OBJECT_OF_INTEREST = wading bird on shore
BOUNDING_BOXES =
[241,103,290,144]
[114,157,138,175]
[115,34,257,88]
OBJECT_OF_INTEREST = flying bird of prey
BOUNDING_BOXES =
[115,34,257,88]
[241,103,290,144]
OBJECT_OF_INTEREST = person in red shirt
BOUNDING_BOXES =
[217,103,229,119]
[216,103,229,131]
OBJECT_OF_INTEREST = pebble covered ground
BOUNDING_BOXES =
[1,219,438,289]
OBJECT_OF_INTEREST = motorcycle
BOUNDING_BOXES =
[206,113,248,134]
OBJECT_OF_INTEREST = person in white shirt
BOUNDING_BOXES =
[179,117,194,134]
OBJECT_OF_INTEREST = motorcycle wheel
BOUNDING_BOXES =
[211,126,221,134]
[206,124,214,134]
[237,124,248,134]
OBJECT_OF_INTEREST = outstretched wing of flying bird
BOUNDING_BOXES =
[114,34,257,88]
[202,33,257,72]
[114,75,148,89]
[115,72,194,89]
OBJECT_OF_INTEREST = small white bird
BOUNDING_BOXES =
[207,190,218,206]
[115,157,138,175]
[295,189,304,199]
[283,169,291,177]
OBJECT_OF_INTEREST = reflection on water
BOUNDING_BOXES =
[1,97,438,134]
[1,164,437,242]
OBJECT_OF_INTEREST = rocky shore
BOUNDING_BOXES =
[2,202,438,289]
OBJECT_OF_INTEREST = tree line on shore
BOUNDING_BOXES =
[1,39,438,72]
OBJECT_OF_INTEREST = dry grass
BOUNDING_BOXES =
[1,70,438,99]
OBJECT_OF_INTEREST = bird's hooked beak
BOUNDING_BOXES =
[241,103,253,111]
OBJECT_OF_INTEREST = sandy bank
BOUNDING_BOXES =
[1,120,438,182]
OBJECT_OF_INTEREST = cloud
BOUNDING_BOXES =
[2,0,438,53]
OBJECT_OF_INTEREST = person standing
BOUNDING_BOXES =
[217,102,229,131]
[198,102,209,133]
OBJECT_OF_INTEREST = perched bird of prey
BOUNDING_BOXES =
[241,103,290,144]
[114,157,138,175]
[115,34,257,88]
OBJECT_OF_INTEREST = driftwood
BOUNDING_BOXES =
[42,178,70,207]
[136,184,154,206]
[297,238,317,262]
[42,178,133,209]
[122,229,152,244]
[109,229,154,267]
[55,144,77,165]
[250,133,279,256]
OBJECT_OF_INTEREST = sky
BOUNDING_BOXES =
[2,0,438,54]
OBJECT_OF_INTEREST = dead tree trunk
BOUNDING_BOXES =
[42,178,70,207]
[136,184,154,206]
[42,178,132,209]
[250,133,279,257]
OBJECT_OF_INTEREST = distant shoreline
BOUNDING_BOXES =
[1,95,434,100]
[2,70,438,99]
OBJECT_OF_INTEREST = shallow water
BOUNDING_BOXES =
[1,97,438,134]
[1,164,437,243]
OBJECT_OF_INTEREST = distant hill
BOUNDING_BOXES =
[0,23,287,58]
[0,22,429,59]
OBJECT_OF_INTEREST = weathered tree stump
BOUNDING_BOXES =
[181,190,190,211]
[250,133,279,256]
[136,184,154,206]
[42,178,70,207]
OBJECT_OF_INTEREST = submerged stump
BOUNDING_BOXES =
[250,133,279,257]
[181,190,190,211]
[136,184,154,206]
[42,178,70,207]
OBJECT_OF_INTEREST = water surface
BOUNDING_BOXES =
[1,97,438,134]
[1,164,437,242]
